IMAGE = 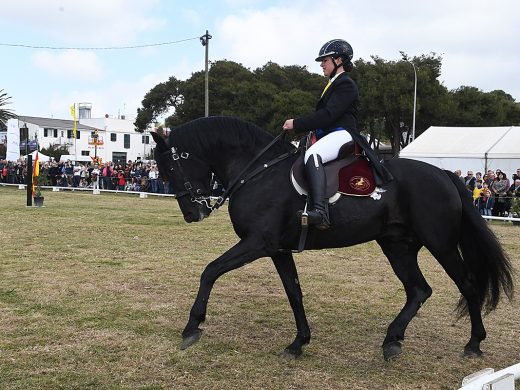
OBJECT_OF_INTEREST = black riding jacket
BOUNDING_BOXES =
[292,73,391,184]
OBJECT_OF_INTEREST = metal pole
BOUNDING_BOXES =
[408,61,417,142]
[73,103,77,162]
[200,30,212,117]
[26,154,33,206]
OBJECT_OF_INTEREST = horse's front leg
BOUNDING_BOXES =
[180,239,267,350]
[271,252,311,358]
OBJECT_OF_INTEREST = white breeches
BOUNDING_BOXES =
[304,130,353,164]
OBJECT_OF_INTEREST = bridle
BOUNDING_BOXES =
[165,146,213,210]
[162,131,298,212]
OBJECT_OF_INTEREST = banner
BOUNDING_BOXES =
[6,118,20,161]
[19,140,38,152]
[70,104,77,138]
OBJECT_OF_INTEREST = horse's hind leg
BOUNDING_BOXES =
[377,237,432,360]
[432,248,486,357]
[271,252,311,358]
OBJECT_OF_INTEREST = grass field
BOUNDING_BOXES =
[0,186,519,389]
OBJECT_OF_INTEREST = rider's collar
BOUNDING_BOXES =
[328,71,344,84]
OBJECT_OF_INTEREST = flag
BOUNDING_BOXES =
[32,151,39,197]
[70,104,77,138]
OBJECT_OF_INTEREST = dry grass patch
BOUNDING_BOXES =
[0,186,519,389]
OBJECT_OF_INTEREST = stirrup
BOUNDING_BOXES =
[297,209,330,230]
[307,209,330,230]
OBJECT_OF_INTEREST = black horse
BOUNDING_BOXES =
[151,116,514,360]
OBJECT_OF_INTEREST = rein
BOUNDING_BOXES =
[165,131,297,211]
[212,131,296,210]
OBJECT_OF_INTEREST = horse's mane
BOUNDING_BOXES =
[167,116,293,159]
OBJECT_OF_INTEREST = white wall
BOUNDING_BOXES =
[80,118,154,162]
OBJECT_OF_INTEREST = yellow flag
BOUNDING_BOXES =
[32,151,39,197]
[70,104,77,138]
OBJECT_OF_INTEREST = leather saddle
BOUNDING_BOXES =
[290,141,376,199]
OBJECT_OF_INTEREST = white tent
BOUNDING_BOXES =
[59,154,92,162]
[400,126,520,176]
[22,150,52,162]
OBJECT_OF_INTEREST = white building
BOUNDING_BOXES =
[13,111,154,164]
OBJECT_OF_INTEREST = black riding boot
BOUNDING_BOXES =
[303,155,330,230]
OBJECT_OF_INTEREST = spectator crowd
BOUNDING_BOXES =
[1,159,519,214]
[454,168,520,217]
[0,159,173,194]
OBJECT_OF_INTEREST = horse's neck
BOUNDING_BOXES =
[209,146,261,188]
[207,137,281,188]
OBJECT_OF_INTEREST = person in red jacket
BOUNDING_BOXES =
[117,170,126,191]
[283,39,391,229]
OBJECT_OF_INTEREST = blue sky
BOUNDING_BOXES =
[1,0,519,124]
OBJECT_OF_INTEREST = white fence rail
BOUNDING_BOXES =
[459,363,520,389]
[482,215,520,223]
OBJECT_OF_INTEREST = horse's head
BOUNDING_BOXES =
[151,131,213,223]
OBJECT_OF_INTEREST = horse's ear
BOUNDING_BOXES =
[151,132,168,152]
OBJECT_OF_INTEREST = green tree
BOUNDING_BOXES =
[449,86,520,126]
[136,60,325,136]
[40,143,72,163]
[134,77,183,132]
[0,89,16,123]
[135,56,520,153]
[352,53,452,153]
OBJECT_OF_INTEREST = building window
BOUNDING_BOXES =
[76,130,80,139]
[112,152,127,165]
[67,130,73,139]
[44,128,58,137]
[142,135,150,144]
[81,150,90,156]
[124,134,130,149]
[111,133,117,142]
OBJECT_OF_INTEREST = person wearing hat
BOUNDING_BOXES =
[283,39,391,230]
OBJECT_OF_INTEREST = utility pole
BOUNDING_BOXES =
[200,30,212,117]
[407,60,417,142]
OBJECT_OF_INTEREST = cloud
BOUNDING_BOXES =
[32,50,103,81]
[2,0,164,45]
[214,0,520,98]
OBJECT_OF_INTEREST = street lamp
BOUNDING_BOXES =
[407,60,417,142]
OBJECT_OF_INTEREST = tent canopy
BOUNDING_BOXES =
[59,154,92,162]
[400,126,520,175]
[22,150,51,162]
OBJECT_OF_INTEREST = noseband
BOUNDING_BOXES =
[163,146,213,210]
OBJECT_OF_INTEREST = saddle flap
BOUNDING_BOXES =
[291,146,376,198]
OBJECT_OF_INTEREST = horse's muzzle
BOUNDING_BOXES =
[183,207,210,223]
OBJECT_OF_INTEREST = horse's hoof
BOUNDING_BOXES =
[180,329,202,350]
[383,341,402,361]
[282,347,302,360]
[463,345,483,358]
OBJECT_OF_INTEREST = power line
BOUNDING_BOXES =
[0,36,200,50]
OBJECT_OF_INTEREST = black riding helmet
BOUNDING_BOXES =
[315,39,354,77]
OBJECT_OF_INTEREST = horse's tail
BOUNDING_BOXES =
[445,171,514,316]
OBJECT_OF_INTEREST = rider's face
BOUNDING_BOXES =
[320,56,340,78]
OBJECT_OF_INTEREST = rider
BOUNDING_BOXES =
[283,39,391,230]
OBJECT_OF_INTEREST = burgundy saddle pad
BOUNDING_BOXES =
[291,155,376,197]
